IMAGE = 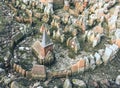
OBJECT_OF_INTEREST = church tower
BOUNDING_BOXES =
[40,30,53,58]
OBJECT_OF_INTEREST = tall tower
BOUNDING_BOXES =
[40,30,53,58]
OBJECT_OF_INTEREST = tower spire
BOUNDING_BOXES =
[41,30,53,47]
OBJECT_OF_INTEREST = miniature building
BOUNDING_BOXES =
[32,30,54,65]
[31,65,46,80]
[40,30,53,58]
[40,23,50,34]
[67,36,80,53]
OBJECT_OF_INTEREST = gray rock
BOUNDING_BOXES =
[63,78,72,88]
[72,79,86,88]
[116,75,120,85]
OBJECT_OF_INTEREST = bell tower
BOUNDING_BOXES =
[40,30,53,58]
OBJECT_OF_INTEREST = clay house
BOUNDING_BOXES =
[67,36,80,53]
[32,30,54,65]
[40,23,51,36]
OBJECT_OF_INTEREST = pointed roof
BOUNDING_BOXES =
[41,30,53,47]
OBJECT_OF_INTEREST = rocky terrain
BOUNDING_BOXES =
[0,0,120,88]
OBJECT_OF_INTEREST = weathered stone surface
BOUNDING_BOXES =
[116,75,120,85]
[63,78,72,88]
[31,65,46,80]
[72,79,86,88]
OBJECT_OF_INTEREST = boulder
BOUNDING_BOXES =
[63,78,72,88]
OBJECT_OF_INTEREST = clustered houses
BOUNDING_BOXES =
[4,0,120,80]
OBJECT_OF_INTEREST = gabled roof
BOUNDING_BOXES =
[41,30,53,47]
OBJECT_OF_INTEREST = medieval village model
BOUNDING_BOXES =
[0,0,120,88]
